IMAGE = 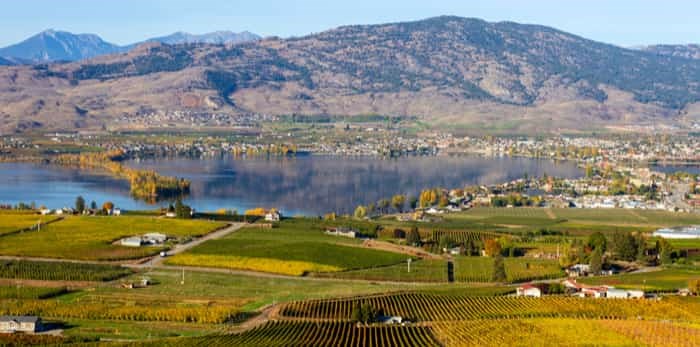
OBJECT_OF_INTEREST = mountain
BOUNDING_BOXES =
[0,30,261,64]
[643,44,700,60]
[1,16,700,134]
[138,31,261,46]
[0,29,123,62]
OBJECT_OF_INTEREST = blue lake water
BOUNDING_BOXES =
[0,155,582,216]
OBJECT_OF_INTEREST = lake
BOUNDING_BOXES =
[0,155,582,215]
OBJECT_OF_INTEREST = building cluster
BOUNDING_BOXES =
[114,110,278,128]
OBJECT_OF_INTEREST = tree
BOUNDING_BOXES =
[636,234,647,263]
[90,201,97,210]
[492,255,507,282]
[353,205,367,219]
[657,239,674,265]
[484,239,502,257]
[408,196,418,210]
[438,196,449,208]
[559,244,574,267]
[406,227,421,247]
[609,232,638,261]
[438,235,456,252]
[351,304,362,322]
[589,248,603,274]
[75,196,85,214]
[378,199,390,214]
[102,201,114,214]
[175,199,192,219]
[391,195,406,213]
[587,232,607,252]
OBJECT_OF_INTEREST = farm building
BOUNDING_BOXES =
[516,284,542,298]
[379,316,405,325]
[653,226,700,239]
[265,210,281,222]
[120,237,144,247]
[325,227,358,238]
[0,316,42,333]
[120,233,168,247]
[566,264,591,277]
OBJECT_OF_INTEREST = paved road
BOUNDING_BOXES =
[140,222,246,267]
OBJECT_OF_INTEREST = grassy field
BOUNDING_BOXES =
[578,267,700,292]
[167,220,407,276]
[0,211,58,236]
[313,259,448,282]
[0,215,225,260]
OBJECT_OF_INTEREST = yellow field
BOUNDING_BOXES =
[433,318,700,347]
[0,216,225,260]
[0,213,58,236]
[166,253,342,276]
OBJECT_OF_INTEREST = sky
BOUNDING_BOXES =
[1,0,699,47]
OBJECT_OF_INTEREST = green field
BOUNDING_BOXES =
[0,215,225,260]
[314,259,448,282]
[578,267,700,292]
[167,220,408,275]
[0,259,134,281]
[453,257,563,283]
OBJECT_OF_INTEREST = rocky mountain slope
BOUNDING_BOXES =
[1,16,700,134]
[0,30,123,62]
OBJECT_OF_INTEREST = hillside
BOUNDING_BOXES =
[643,44,700,60]
[2,16,700,134]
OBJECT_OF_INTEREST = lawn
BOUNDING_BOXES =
[166,220,408,276]
[0,216,225,260]
[578,267,700,292]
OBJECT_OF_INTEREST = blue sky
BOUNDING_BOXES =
[1,0,698,47]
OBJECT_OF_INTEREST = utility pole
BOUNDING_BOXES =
[407,258,412,273]
[181,268,185,285]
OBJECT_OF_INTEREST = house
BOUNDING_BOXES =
[265,210,281,222]
[606,288,629,299]
[120,237,143,247]
[379,316,405,325]
[579,286,607,298]
[0,316,42,333]
[39,208,52,215]
[516,284,542,298]
[113,208,122,216]
[165,211,177,218]
[566,264,591,277]
[325,227,357,238]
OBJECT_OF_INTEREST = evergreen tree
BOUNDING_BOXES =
[75,196,85,214]
[589,248,603,274]
[492,255,507,282]
[406,227,421,247]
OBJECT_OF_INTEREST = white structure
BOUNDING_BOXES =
[120,237,143,247]
[142,233,167,244]
[165,211,177,218]
[325,227,357,238]
[606,288,629,299]
[265,210,281,222]
[0,316,42,333]
[516,284,542,298]
[39,208,52,215]
[653,226,700,239]
[380,316,404,324]
[113,208,122,216]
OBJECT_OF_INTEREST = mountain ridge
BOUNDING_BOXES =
[1,16,699,134]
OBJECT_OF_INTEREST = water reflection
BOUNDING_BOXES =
[0,155,582,215]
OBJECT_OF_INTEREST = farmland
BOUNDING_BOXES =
[453,257,563,283]
[578,267,700,292]
[0,211,58,236]
[0,215,225,260]
[166,220,408,275]
[0,259,133,281]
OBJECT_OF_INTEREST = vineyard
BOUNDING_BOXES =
[0,260,133,281]
[314,259,448,282]
[129,321,441,347]
[0,212,58,236]
[428,230,506,244]
[168,225,407,275]
[432,318,700,346]
[0,297,242,324]
[0,285,69,299]
[452,257,563,283]
[279,292,700,322]
[0,216,225,260]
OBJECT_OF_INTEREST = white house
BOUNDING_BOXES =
[606,288,629,299]
[165,211,177,218]
[379,316,405,325]
[516,284,542,298]
[265,210,281,222]
[39,208,52,215]
[0,316,42,333]
[325,227,357,238]
[142,233,167,244]
[113,208,122,216]
[120,237,143,247]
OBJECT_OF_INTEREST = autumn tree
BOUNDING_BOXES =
[391,195,406,212]
[102,201,114,214]
[353,205,367,219]
[589,247,603,274]
[484,239,502,257]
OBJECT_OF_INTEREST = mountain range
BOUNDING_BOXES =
[1,16,700,134]
[0,30,261,63]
